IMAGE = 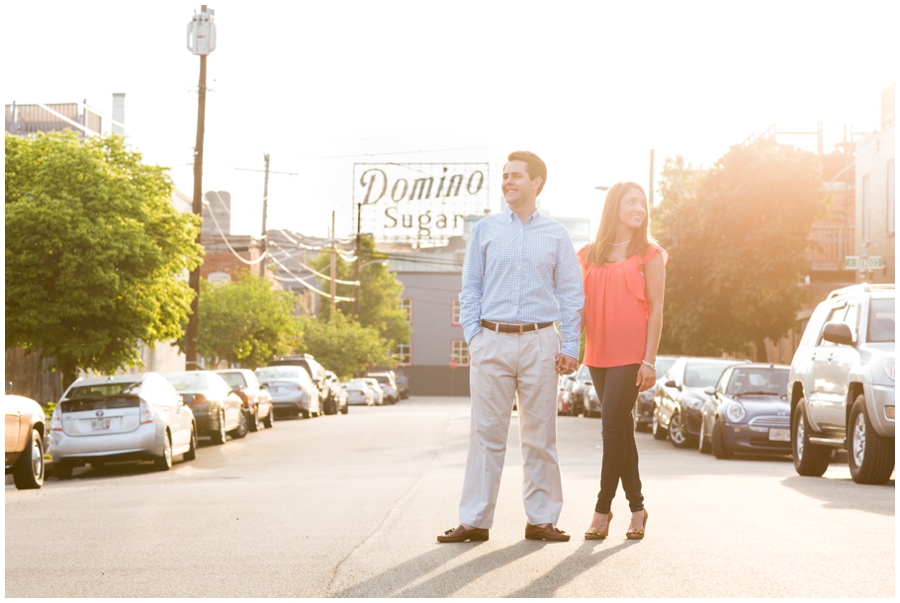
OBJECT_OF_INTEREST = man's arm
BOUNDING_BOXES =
[554,230,585,361]
[459,224,485,345]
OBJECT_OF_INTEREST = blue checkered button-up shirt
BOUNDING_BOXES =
[459,206,584,358]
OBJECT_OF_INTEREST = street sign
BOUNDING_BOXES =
[844,256,883,270]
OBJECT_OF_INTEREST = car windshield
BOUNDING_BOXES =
[657,358,676,376]
[164,373,209,391]
[344,382,365,391]
[256,366,301,380]
[726,368,789,396]
[66,381,140,398]
[372,376,390,384]
[217,372,247,389]
[684,363,732,387]
[867,298,895,343]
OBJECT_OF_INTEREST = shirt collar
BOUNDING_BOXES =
[504,205,541,224]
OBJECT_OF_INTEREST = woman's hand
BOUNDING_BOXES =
[636,364,657,392]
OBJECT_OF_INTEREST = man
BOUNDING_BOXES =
[437,151,584,543]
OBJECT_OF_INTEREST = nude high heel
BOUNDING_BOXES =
[626,509,648,540]
[584,512,612,540]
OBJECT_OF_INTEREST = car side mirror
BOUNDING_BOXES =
[703,386,716,397]
[260,383,268,389]
[665,380,677,389]
[584,381,592,387]
[822,321,854,346]
[567,375,575,381]
[231,385,241,393]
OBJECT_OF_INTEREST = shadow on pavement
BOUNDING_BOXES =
[396,539,549,598]
[331,539,542,597]
[506,540,632,598]
[780,474,894,515]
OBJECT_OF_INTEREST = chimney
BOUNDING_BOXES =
[112,93,125,135]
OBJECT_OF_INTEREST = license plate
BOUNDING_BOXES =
[769,428,790,442]
[91,418,111,431]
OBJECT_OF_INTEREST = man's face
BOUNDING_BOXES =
[502,160,541,206]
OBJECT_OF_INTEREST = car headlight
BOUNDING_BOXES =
[883,358,895,382]
[725,403,746,423]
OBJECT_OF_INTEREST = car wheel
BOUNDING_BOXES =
[792,400,830,476]
[341,401,349,414]
[698,419,712,454]
[711,419,733,459]
[230,410,249,439]
[249,408,259,432]
[210,410,227,445]
[263,407,274,428]
[12,428,45,489]
[668,411,690,448]
[652,407,668,440]
[154,432,173,471]
[184,426,197,461]
[325,396,337,415]
[54,459,74,480]
[300,408,310,419]
[848,394,895,485]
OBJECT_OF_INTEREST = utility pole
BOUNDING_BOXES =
[185,5,216,371]
[236,157,298,276]
[648,149,655,206]
[330,211,337,312]
[355,202,362,316]
[259,154,270,277]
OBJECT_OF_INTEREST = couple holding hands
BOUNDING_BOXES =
[438,151,666,543]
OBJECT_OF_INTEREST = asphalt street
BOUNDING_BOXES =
[5,396,894,597]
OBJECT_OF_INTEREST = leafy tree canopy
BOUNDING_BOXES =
[296,312,392,380]
[195,273,300,368]
[5,131,202,387]
[655,140,826,357]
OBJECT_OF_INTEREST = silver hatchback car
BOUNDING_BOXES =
[51,373,197,478]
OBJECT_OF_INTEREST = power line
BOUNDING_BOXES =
[201,197,270,266]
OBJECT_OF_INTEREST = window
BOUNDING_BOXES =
[400,298,412,324]
[888,159,895,235]
[451,298,461,325]
[450,340,469,366]
[393,343,411,366]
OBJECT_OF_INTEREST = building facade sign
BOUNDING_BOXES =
[353,163,490,246]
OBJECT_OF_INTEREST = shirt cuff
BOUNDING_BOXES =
[463,322,482,345]
[560,341,580,359]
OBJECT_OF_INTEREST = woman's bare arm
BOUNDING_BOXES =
[637,253,666,391]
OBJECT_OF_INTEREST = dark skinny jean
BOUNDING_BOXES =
[588,364,645,515]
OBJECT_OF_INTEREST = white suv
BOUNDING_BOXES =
[788,284,895,484]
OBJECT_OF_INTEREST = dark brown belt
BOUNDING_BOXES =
[481,320,554,334]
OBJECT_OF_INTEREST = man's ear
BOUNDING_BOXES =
[533,176,543,193]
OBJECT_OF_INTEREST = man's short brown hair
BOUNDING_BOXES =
[507,151,547,196]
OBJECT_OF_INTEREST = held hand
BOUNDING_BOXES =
[556,354,578,375]
[636,364,656,392]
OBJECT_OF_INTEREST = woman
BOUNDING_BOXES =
[578,182,666,540]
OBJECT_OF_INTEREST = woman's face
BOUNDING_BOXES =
[618,188,647,230]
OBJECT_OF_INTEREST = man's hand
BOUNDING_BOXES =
[556,353,578,375]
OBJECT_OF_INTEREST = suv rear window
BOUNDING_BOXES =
[66,382,140,399]
[867,298,895,342]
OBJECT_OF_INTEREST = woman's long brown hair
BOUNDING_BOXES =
[584,182,656,267]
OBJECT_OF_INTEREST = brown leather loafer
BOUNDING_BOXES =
[437,524,489,543]
[525,523,571,541]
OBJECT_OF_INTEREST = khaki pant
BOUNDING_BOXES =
[459,325,563,529]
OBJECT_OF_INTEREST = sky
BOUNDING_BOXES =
[4,0,898,240]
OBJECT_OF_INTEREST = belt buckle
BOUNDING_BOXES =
[518,325,524,334]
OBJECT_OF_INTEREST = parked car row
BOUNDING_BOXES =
[7,353,412,487]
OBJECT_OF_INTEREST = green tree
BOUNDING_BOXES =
[310,235,410,348]
[296,312,391,380]
[5,132,202,387]
[655,140,826,357]
[195,274,300,368]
